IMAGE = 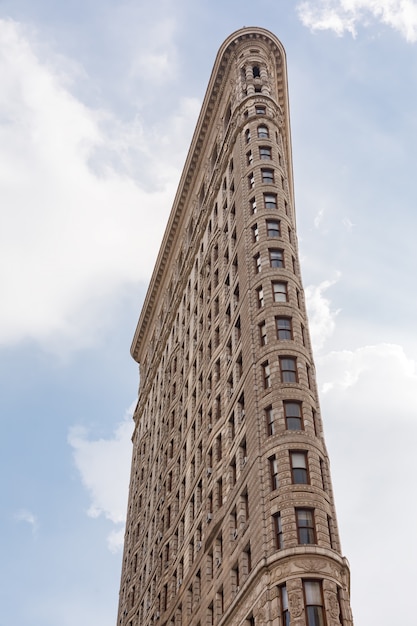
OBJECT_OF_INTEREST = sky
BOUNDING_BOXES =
[1,1,416,624]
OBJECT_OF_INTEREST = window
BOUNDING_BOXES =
[259,321,267,346]
[264,193,277,209]
[256,105,266,115]
[250,197,257,214]
[252,65,260,78]
[265,406,274,436]
[254,253,262,273]
[266,219,280,237]
[246,151,253,165]
[252,223,259,242]
[257,124,269,139]
[262,361,271,388]
[280,585,290,626]
[272,281,288,302]
[248,173,255,189]
[284,401,302,431]
[296,508,316,544]
[279,357,297,382]
[269,455,279,489]
[291,451,309,484]
[261,168,274,184]
[269,248,284,268]
[304,581,326,626]
[257,287,264,308]
[259,146,272,160]
[276,317,292,340]
[245,129,251,143]
[273,512,283,548]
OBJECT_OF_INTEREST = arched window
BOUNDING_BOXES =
[252,65,260,78]
[258,125,269,139]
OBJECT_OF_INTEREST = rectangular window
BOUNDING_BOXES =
[266,219,280,237]
[257,287,264,308]
[284,401,303,430]
[296,509,316,544]
[279,357,297,382]
[246,151,253,165]
[257,124,269,138]
[269,248,284,268]
[250,197,257,214]
[259,321,267,346]
[254,252,262,273]
[256,105,266,115]
[252,223,259,242]
[265,406,274,436]
[276,317,292,340]
[291,451,309,484]
[269,455,279,489]
[280,584,290,626]
[304,581,326,626]
[261,168,274,183]
[272,281,287,302]
[273,512,283,549]
[259,146,271,159]
[264,193,277,209]
[262,361,271,388]
[248,173,255,189]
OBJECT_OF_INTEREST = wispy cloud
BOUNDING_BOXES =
[0,19,200,353]
[305,276,341,351]
[68,404,134,552]
[297,0,417,42]
[15,509,39,536]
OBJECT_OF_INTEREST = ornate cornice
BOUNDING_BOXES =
[131,27,293,363]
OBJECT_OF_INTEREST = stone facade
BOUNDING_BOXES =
[117,27,354,626]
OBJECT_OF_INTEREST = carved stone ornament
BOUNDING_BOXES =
[326,590,341,620]
[288,590,303,618]
[297,558,327,573]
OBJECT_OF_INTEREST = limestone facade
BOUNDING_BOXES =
[117,27,354,626]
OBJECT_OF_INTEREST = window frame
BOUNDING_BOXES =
[264,193,277,209]
[261,168,275,184]
[290,451,309,484]
[276,316,292,340]
[259,321,267,346]
[259,146,272,160]
[269,248,284,268]
[269,455,279,490]
[257,286,264,308]
[284,401,303,430]
[273,512,283,549]
[272,281,288,303]
[257,124,269,139]
[266,219,280,238]
[303,580,326,626]
[296,508,316,545]
[262,361,271,389]
[265,406,274,436]
[279,356,297,383]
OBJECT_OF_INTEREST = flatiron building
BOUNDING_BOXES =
[117,27,354,626]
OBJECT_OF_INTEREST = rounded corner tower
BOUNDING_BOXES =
[119,27,354,626]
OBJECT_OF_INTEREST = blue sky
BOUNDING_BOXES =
[1,1,416,625]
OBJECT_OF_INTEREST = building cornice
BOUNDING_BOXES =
[131,27,293,363]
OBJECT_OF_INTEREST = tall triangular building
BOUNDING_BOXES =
[117,27,354,626]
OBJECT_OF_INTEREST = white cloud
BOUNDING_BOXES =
[316,342,417,624]
[297,0,417,41]
[68,404,134,552]
[0,19,199,352]
[314,207,325,228]
[15,508,39,535]
[305,276,341,351]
